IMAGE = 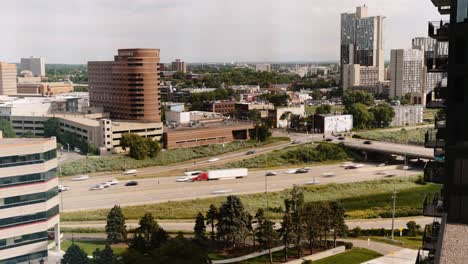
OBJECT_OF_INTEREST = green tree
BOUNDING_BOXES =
[62,243,90,264]
[266,94,289,107]
[151,235,208,264]
[346,103,373,129]
[248,109,262,121]
[315,104,332,115]
[137,213,159,241]
[342,90,375,108]
[400,93,412,105]
[330,201,347,247]
[120,133,150,160]
[44,117,61,137]
[369,103,395,128]
[311,90,322,100]
[285,185,304,258]
[194,212,207,241]
[250,123,271,142]
[406,221,421,237]
[254,208,266,247]
[150,227,169,249]
[93,244,118,264]
[0,118,15,138]
[146,139,161,158]
[105,205,127,244]
[302,202,320,254]
[217,195,251,246]
[206,204,218,243]
[280,207,294,262]
[21,131,35,138]
[258,218,277,264]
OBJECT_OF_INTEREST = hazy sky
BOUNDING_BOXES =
[0,0,445,64]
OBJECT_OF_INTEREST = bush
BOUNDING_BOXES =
[349,227,362,238]
[302,260,313,264]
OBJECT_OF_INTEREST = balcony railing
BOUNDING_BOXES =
[424,161,445,184]
[422,222,441,252]
[430,0,451,14]
[425,129,445,148]
[416,248,434,264]
[428,20,449,41]
[426,100,446,109]
[434,117,446,129]
[423,193,444,217]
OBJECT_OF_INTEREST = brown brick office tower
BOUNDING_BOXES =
[88,49,161,122]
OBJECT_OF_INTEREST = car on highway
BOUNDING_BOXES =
[344,163,365,169]
[125,181,138,186]
[377,163,387,167]
[295,168,309,174]
[212,189,232,194]
[286,169,298,174]
[363,140,372,145]
[72,175,89,181]
[322,172,336,177]
[123,169,138,175]
[265,172,277,176]
[58,185,70,192]
[338,137,345,140]
[176,175,197,182]
[325,138,333,142]
[99,182,111,188]
[208,158,220,162]
[184,171,202,176]
[384,172,397,178]
[340,162,353,167]
[106,179,119,185]
[90,184,105,191]
[305,178,320,185]
[291,140,301,144]
[246,150,256,155]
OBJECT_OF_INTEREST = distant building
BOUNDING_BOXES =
[171,59,186,73]
[340,5,385,85]
[88,48,162,122]
[389,49,425,98]
[342,64,380,91]
[0,137,60,263]
[313,114,353,134]
[17,82,73,96]
[0,62,17,95]
[20,57,45,77]
[274,105,305,128]
[390,105,424,126]
[412,37,448,70]
[17,70,42,83]
[208,100,236,116]
[255,63,271,72]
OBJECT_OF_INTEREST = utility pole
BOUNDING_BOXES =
[391,185,397,241]
[265,174,269,210]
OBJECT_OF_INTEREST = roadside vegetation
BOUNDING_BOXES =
[222,143,351,169]
[354,127,429,146]
[59,137,289,176]
[313,248,382,264]
[61,176,440,221]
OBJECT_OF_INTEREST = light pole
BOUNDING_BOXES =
[391,185,397,241]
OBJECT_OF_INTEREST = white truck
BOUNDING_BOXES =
[189,168,248,181]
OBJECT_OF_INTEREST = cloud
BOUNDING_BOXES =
[0,0,444,64]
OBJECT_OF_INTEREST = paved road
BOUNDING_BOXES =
[343,139,433,159]
[340,239,406,256]
[60,163,421,212]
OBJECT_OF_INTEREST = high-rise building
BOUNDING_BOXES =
[412,37,449,70]
[389,49,425,98]
[255,63,271,72]
[0,137,60,263]
[171,59,186,73]
[340,5,385,86]
[0,62,17,96]
[20,57,45,77]
[88,49,162,122]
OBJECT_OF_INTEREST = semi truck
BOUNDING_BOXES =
[180,168,248,182]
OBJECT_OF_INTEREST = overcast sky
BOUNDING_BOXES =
[0,0,444,64]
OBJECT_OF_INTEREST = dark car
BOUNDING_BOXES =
[295,168,309,174]
[325,138,333,142]
[246,150,256,155]
[363,140,372,145]
[338,137,345,140]
[125,181,138,186]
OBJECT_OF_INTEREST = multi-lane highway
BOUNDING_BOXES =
[60,163,421,212]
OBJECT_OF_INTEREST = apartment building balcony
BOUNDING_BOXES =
[424,161,445,184]
[422,222,441,252]
[425,129,445,148]
[429,0,451,14]
[434,117,446,129]
[428,20,449,41]
[423,193,444,217]
[416,248,434,264]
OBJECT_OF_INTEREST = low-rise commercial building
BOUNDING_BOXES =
[390,105,424,126]
[0,137,60,263]
[234,102,275,120]
[208,100,236,116]
[312,114,353,134]
[17,82,73,96]
[273,105,306,128]
[0,62,17,96]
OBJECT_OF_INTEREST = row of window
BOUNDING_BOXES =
[0,169,56,189]
[0,231,48,251]
[0,187,58,210]
[0,149,56,168]
[0,205,59,229]
[0,251,47,264]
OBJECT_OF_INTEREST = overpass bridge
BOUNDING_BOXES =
[342,139,433,159]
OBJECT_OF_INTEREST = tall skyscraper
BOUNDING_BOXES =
[0,137,60,263]
[0,62,17,95]
[88,49,161,122]
[340,5,385,86]
[389,49,425,98]
[20,57,45,77]
[171,59,186,73]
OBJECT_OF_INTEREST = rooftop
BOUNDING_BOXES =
[0,137,54,147]
[165,120,253,132]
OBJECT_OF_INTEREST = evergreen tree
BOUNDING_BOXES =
[259,219,277,264]
[93,244,118,264]
[151,235,208,264]
[150,227,169,249]
[280,200,294,262]
[194,212,207,241]
[217,195,251,246]
[302,202,321,254]
[0,118,15,138]
[330,201,347,247]
[62,243,90,264]
[44,117,61,138]
[285,185,304,258]
[129,233,147,253]
[137,213,159,241]
[254,208,266,247]
[105,205,127,244]
[206,204,218,243]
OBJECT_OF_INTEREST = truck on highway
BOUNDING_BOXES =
[189,168,248,181]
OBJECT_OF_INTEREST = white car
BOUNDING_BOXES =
[99,182,111,188]
[212,189,232,194]
[176,176,196,182]
[58,185,70,192]
[72,175,89,181]
[322,172,336,177]
[208,158,220,162]
[123,169,138,175]
[106,179,119,185]
[340,162,354,167]
[184,171,202,176]
[286,169,298,174]
[377,163,387,167]
[305,179,320,185]
[90,184,105,191]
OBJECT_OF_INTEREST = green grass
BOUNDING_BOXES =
[61,240,127,255]
[355,127,429,146]
[220,143,350,169]
[357,236,423,250]
[423,108,439,121]
[61,176,440,221]
[59,138,290,176]
[314,248,382,264]
[305,105,345,115]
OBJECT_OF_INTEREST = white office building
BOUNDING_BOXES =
[389,49,426,98]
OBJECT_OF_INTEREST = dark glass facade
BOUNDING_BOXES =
[0,149,56,168]
[0,169,56,188]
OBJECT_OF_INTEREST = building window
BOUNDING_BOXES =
[0,205,59,229]
[0,149,56,168]
[0,169,57,188]
[458,0,468,22]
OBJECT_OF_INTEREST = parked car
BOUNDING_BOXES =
[125,181,139,186]
[265,172,277,176]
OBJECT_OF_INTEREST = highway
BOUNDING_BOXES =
[60,163,422,212]
[343,139,433,159]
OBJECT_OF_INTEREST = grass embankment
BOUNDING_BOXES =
[61,240,127,255]
[355,127,429,146]
[61,176,440,221]
[59,138,289,176]
[221,143,350,169]
[313,248,382,264]
[305,105,345,115]
[358,236,423,250]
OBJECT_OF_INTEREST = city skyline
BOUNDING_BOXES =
[1,0,445,64]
